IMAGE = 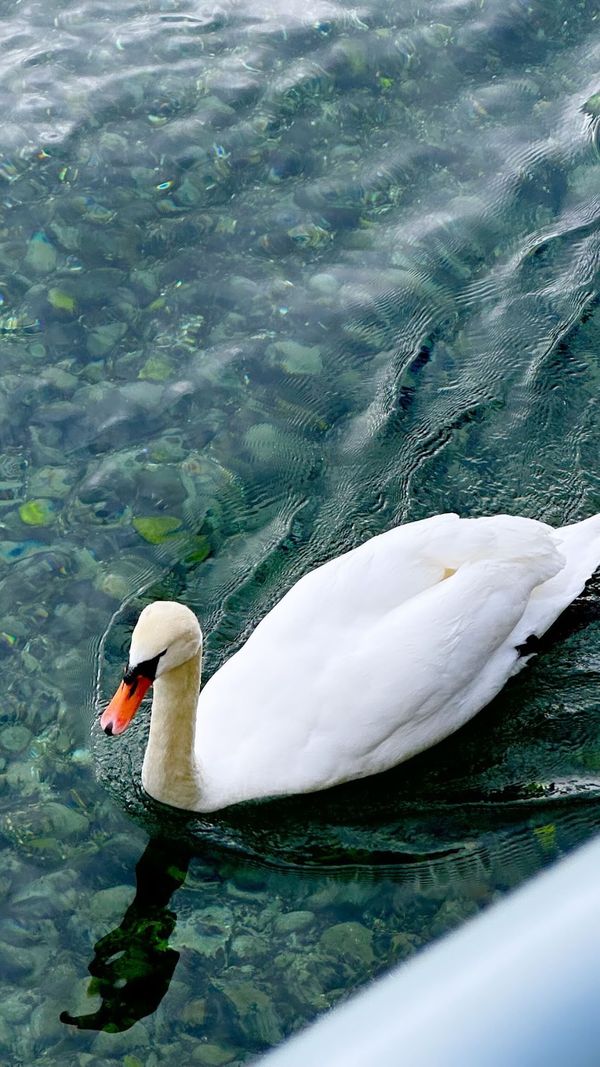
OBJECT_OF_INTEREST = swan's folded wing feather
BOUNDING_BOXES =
[251,513,563,644]
[198,547,562,804]
[307,555,557,784]
[250,513,463,638]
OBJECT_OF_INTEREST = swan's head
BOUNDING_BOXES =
[100,601,202,737]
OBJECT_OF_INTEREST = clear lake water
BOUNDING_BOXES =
[0,0,599,1062]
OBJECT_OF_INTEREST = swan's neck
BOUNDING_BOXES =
[141,650,203,811]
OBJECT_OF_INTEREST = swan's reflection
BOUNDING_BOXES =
[59,793,599,1040]
[61,837,192,1032]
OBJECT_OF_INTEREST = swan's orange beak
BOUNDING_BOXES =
[100,676,152,736]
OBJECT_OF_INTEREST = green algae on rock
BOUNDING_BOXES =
[47,288,76,314]
[18,499,59,526]
[132,516,183,544]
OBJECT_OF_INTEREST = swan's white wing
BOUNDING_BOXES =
[251,513,463,639]
[251,512,563,639]
[196,516,564,809]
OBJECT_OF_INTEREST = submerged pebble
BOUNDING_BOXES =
[267,340,323,375]
[192,1043,237,1065]
[0,725,32,753]
[319,922,375,966]
[90,884,135,924]
[273,910,315,934]
[25,233,57,275]
[213,979,283,1045]
[86,322,128,357]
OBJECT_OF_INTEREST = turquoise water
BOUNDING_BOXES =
[0,0,599,1061]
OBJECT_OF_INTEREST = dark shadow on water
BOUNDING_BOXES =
[60,837,193,1033]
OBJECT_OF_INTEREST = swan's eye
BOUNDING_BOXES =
[124,649,167,685]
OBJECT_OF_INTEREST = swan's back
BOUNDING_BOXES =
[252,513,561,633]
[194,513,599,811]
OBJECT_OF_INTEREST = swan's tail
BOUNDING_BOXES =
[517,514,600,640]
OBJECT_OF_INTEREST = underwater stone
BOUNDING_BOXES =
[138,354,174,381]
[390,931,420,957]
[62,977,103,1024]
[25,233,57,274]
[0,725,32,753]
[569,164,600,200]
[207,312,246,344]
[90,884,135,924]
[69,267,126,307]
[39,366,79,393]
[0,540,43,565]
[330,143,358,162]
[0,621,25,653]
[4,761,40,794]
[0,941,34,980]
[319,921,375,966]
[192,1044,237,1065]
[93,1021,150,1059]
[45,802,89,838]
[0,1014,12,1054]
[128,269,160,306]
[29,999,64,1048]
[1,991,31,1024]
[78,361,104,384]
[86,322,127,357]
[422,22,453,47]
[227,275,261,303]
[0,937,50,981]
[430,896,479,936]
[273,910,315,934]
[243,422,281,462]
[267,340,323,375]
[308,272,339,297]
[213,979,283,1045]
[179,997,207,1027]
[27,342,47,360]
[13,869,79,915]
[98,130,130,157]
[119,381,165,411]
[28,467,73,500]
[199,95,237,126]
[95,570,135,601]
[230,933,270,962]
[137,466,187,506]
[273,951,334,1014]
[33,400,76,425]
[173,175,206,207]
[173,906,233,958]
[146,435,187,463]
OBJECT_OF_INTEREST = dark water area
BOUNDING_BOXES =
[0,0,599,1062]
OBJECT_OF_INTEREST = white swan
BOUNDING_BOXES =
[100,513,600,813]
